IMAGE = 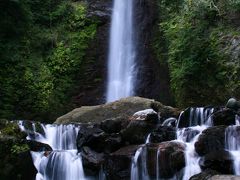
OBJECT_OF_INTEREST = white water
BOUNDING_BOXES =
[106,0,135,102]
[225,123,240,175]
[131,134,151,180]
[176,108,214,180]
[18,122,86,180]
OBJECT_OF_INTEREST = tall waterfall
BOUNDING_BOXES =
[106,0,135,102]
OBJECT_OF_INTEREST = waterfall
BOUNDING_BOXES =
[225,124,240,175]
[106,0,135,102]
[18,122,86,180]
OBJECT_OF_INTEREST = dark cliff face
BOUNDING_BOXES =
[133,0,174,106]
[73,0,174,107]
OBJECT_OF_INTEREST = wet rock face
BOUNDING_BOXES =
[104,145,141,180]
[195,126,226,156]
[199,150,234,174]
[147,142,185,178]
[121,110,159,145]
[150,126,176,143]
[211,109,236,126]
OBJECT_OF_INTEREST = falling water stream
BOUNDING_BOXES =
[18,122,86,180]
[106,0,135,102]
[225,115,240,175]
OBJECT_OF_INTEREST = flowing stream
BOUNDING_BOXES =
[106,0,135,102]
[18,122,86,180]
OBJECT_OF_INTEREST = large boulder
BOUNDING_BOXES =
[195,126,226,156]
[77,125,122,153]
[121,109,159,144]
[56,97,178,124]
[150,126,176,143]
[211,109,236,126]
[81,146,105,176]
[147,142,185,178]
[199,150,234,174]
[104,145,141,180]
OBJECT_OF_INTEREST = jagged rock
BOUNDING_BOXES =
[81,146,104,176]
[199,150,234,174]
[150,126,176,143]
[55,97,178,124]
[26,140,52,152]
[190,169,220,180]
[211,109,236,126]
[104,145,141,180]
[210,175,240,180]
[195,126,226,156]
[77,125,122,153]
[147,142,185,178]
[100,117,130,134]
[121,118,158,145]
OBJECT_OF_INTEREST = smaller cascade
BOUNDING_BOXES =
[225,125,240,175]
[175,107,213,180]
[18,121,86,180]
[156,147,161,180]
[130,134,151,180]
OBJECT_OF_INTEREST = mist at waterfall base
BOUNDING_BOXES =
[106,0,136,102]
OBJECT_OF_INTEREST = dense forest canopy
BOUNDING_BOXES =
[0,0,240,122]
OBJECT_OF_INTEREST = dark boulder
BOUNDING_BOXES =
[104,145,141,180]
[190,169,220,180]
[195,126,226,156]
[77,125,122,153]
[210,175,240,180]
[147,141,185,178]
[100,117,130,134]
[211,109,236,126]
[26,140,52,152]
[81,146,104,176]
[199,150,234,174]
[150,126,176,143]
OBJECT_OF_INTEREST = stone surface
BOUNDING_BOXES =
[147,142,185,178]
[199,150,234,174]
[211,108,236,126]
[56,97,178,124]
[210,175,240,180]
[104,145,141,180]
[150,126,176,143]
[190,169,220,180]
[195,126,226,156]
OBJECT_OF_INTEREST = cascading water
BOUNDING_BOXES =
[131,134,151,180]
[225,122,240,175]
[176,108,214,180]
[18,121,86,180]
[106,0,135,102]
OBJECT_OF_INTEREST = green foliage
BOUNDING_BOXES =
[11,144,29,155]
[156,0,240,107]
[0,1,97,121]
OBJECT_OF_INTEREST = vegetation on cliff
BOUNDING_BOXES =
[156,0,240,107]
[0,0,98,121]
